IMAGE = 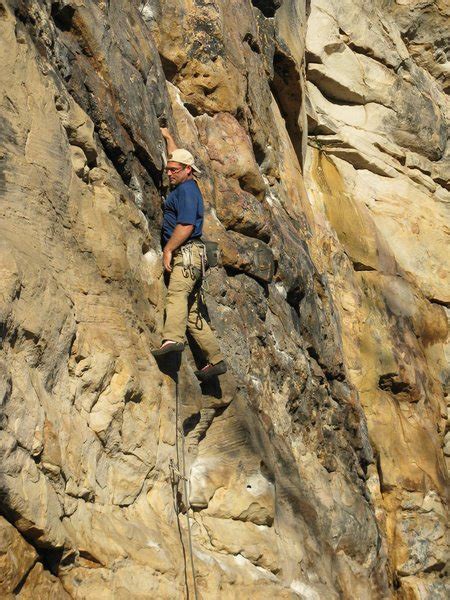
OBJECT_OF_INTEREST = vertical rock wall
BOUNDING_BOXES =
[304,1,449,597]
[0,1,448,598]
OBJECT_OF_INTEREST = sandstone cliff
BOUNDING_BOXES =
[0,1,448,598]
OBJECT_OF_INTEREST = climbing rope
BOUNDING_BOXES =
[169,373,199,600]
[161,230,218,599]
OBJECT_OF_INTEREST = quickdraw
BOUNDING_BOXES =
[180,241,207,280]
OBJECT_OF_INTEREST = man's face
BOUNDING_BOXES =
[165,161,191,186]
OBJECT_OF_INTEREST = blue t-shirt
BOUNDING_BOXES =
[162,179,204,245]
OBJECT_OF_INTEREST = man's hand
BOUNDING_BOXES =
[163,248,172,272]
[160,127,177,154]
[163,225,194,272]
[160,127,170,140]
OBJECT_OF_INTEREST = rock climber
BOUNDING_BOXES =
[151,127,227,381]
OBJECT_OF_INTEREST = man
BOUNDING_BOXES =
[152,128,227,381]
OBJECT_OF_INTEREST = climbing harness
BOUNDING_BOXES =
[169,374,199,600]
[180,238,221,296]
[180,240,214,324]
[180,241,206,280]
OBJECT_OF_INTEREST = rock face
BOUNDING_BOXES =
[0,0,448,598]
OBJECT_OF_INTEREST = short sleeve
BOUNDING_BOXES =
[175,185,199,225]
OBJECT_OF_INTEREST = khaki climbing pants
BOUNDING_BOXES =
[162,243,224,365]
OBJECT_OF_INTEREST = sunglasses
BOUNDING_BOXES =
[165,165,187,174]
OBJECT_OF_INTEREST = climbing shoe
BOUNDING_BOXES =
[195,360,227,381]
[152,341,184,357]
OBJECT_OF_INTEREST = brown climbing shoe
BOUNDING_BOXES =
[152,340,184,357]
[195,360,227,381]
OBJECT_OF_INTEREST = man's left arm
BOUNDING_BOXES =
[163,224,194,272]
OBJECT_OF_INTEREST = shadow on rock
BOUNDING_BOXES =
[186,348,231,405]
[199,376,223,399]
[152,352,182,383]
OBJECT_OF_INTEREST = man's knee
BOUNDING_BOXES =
[187,312,205,332]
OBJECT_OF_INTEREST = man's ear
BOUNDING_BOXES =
[186,165,193,176]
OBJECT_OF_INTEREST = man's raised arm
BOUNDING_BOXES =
[160,127,178,155]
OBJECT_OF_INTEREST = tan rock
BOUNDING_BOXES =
[306,0,447,160]
[0,516,36,596]
[69,145,88,179]
[398,574,450,600]
[1,0,448,597]
[201,515,279,572]
[308,151,450,303]
[197,112,266,197]
[17,563,70,599]
[177,56,247,116]
[309,149,396,272]
[387,0,450,93]
[204,470,275,526]
[57,95,97,165]
[393,493,448,577]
